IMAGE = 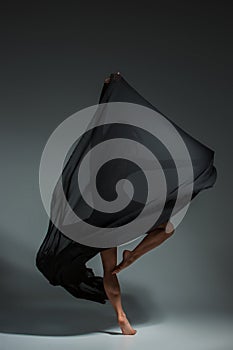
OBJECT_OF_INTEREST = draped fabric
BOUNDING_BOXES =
[35,73,217,304]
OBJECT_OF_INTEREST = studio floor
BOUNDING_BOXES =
[1,302,232,350]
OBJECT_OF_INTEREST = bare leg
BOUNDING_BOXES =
[100,247,137,335]
[112,221,175,274]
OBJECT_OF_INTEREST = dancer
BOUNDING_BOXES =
[36,71,217,336]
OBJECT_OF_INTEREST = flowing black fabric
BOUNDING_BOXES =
[35,73,217,304]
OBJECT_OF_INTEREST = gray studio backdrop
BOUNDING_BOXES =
[0,2,232,337]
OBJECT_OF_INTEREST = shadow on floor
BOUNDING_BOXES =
[0,267,164,336]
[0,230,165,336]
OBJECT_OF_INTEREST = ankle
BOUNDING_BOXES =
[117,311,126,319]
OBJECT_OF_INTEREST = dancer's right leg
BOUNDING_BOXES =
[100,247,137,335]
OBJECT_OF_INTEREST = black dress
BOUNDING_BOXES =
[35,72,217,304]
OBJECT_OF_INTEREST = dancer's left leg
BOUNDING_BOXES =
[111,221,175,274]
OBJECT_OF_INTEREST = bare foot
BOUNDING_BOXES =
[111,250,135,274]
[118,314,137,335]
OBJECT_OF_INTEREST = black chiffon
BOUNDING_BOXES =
[35,73,217,304]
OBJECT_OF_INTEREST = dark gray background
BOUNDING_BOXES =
[0,2,232,348]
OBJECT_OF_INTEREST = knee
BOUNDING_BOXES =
[164,221,175,237]
[103,274,120,296]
